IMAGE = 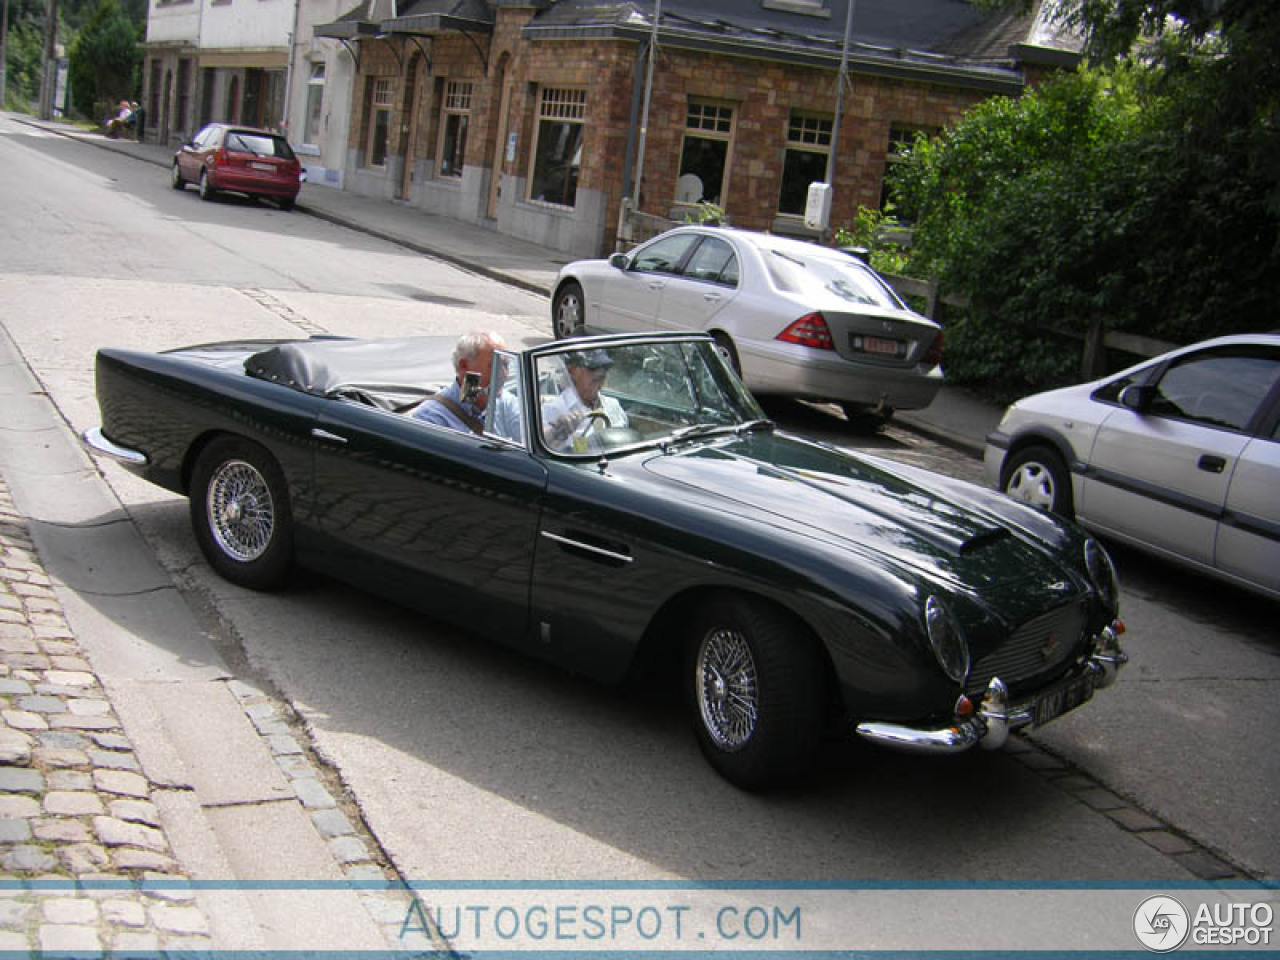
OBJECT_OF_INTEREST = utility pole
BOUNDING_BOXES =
[632,0,661,209]
[1,0,10,108]
[38,0,58,119]
[825,0,854,188]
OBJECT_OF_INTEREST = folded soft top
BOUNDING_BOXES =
[244,336,456,411]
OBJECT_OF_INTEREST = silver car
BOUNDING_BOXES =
[551,226,943,421]
[984,333,1280,601]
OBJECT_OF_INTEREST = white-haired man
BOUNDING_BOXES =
[411,331,519,438]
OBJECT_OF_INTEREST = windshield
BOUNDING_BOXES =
[533,339,765,456]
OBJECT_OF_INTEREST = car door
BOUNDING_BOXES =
[1079,345,1280,567]
[178,124,215,181]
[596,232,701,332]
[307,398,548,645]
[1216,399,1280,597]
[652,235,741,334]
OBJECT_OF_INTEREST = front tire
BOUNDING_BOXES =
[552,281,585,339]
[686,595,824,790]
[190,437,294,590]
[1001,444,1073,518]
[171,163,185,190]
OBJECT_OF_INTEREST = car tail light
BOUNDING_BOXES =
[777,313,834,350]
[212,147,229,167]
[921,331,943,366]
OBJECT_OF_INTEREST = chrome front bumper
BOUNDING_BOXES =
[855,622,1128,755]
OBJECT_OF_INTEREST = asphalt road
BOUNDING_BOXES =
[2,114,1276,906]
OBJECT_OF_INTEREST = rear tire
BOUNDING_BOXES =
[686,594,824,790]
[1001,444,1073,518]
[198,169,217,202]
[552,281,585,339]
[277,196,296,211]
[190,437,293,590]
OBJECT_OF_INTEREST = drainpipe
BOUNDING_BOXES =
[632,0,660,209]
[279,0,301,134]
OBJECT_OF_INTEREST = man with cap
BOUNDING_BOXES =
[541,348,629,452]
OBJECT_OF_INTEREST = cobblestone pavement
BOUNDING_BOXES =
[0,481,214,953]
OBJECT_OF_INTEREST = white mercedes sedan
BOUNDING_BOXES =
[551,226,943,423]
[984,333,1280,601]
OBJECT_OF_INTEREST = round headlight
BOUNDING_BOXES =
[924,596,970,683]
[1084,539,1119,609]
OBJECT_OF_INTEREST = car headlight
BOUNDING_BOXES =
[1084,539,1119,609]
[924,596,970,683]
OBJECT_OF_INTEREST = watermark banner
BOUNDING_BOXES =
[2,878,1276,955]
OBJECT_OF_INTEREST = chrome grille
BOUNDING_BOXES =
[966,601,1088,696]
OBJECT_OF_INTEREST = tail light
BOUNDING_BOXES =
[921,331,943,367]
[777,313,834,350]
[212,147,229,167]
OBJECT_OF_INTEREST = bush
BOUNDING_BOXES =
[889,61,1280,396]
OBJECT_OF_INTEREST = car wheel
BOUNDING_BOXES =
[171,163,185,190]
[277,196,296,211]
[686,594,824,790]
[552,281,585,339]
[1002,444,1073,518]
[190,437,294,590]
[198,169,217,202]
[711,332,741,376]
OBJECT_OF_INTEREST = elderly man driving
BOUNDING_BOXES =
[542,348,629,452]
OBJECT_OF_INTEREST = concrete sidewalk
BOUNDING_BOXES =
[18,116,1006,456]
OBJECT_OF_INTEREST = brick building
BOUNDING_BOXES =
[309,0,1079,257]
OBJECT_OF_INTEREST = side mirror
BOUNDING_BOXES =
[608,252,629,270]
[1119,383,1154,413]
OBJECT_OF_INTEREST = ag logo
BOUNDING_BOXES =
[1134,895,1190,952]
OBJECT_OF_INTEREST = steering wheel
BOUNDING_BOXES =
[577,409,613,433]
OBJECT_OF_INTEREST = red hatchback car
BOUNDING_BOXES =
[172,123,303,210]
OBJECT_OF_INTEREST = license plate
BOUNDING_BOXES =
[250,162,274,172]
[859,336,901,356]
[1033,672,1096,728]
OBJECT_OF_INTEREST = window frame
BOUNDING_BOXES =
[527,86,587,209]
[302,61,326,148]
[436,79,474,179]
[676,98,736,208]
[366,77,395,169]
[777,110,833,218]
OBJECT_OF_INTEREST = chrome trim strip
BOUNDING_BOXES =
[310,428,348,444]
[81,427,147,466]
[540,531,633,564]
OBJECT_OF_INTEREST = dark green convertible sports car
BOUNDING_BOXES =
[83,331,1127,788]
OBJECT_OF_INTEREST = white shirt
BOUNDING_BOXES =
[541,383,628,453]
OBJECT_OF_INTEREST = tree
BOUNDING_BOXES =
[889,1,1279,396]
[67,0,139,120]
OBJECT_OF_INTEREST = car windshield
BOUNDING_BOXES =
[764,247,905,309]
[532,339,765,456]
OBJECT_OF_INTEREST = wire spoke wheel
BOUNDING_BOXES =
[207,459,275,562]
[696,626,759,750]
[190,437,293,590]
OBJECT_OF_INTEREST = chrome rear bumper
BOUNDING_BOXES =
[81,427,147,467]
[855,622,1128,755]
